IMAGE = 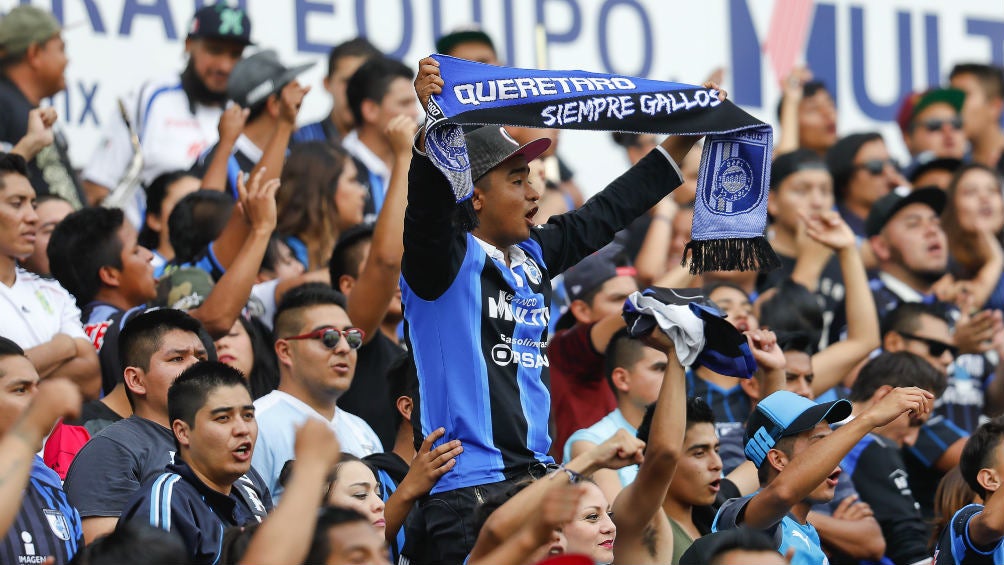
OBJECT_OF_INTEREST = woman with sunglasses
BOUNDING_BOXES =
[940,163,1004,310]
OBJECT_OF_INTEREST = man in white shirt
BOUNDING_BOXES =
[253,283,381,498]
[0,152,99,398]
[81,4,253,223]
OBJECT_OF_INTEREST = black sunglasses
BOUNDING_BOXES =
[898,331,959,358]
[917,117,963,133]
[283,327,365,350]
[854,158,898,176]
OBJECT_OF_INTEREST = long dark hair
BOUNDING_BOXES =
[241,314,278,400]
[277,142,350,270]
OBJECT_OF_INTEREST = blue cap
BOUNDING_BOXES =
[744,391,851,468]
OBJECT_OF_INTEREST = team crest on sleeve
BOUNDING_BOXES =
[523,257,542,285]
[43,509,71,541]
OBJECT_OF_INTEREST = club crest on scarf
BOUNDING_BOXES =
[423,55,781,274]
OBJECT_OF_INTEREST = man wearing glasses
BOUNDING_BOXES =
[897,88,968,162]
[826,132,908,239]
[252,283,381,499]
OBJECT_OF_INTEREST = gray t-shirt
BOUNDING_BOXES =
[64,415,175,517]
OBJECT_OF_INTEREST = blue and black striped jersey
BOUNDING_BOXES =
[0,457,82,565]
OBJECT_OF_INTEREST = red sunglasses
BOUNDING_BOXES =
[283,327,365,350]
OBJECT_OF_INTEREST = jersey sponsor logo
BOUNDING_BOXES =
[890,469,911,494]
[18,531,47,563]
[486,290,549,327]
[490,343,549,368]
[43,509,71,541]
[84,320,111,351]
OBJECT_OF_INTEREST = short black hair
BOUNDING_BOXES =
[0,152,29,188]
[775,80,830,122]
[960,418,1004,498]
[304,506,371,564]
[385,350,416,432]
[848,351,946,402]
[119,309,204,373]
[705,527,782,565]
[273,282,349,340]
[67,521,187,565]
[346,56,413,126]
[326,37,382,77]
[239,315,279,400]
[637,396,715,444]
[141,170,195,249]
[950,63,1004,100]
[604,329,648,396]
[168,361,250,434]
[328,223,374,283]
[881,302,951,338]
[0,336,25,358]
[167,190,233,265]
[775,330,817,357]
[48,207,126,307]
[757,279,824,347]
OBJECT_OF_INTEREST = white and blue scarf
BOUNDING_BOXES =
[424,54,779,274]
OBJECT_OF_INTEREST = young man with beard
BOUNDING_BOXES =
[81,4,253,219]
[120,361,272,565]
[710,387,933,564]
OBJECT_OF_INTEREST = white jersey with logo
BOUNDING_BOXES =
[83,75,223,226]
[0,267,87,348]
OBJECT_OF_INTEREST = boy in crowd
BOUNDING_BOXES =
[0,337,83,565]
[120,361,272,565]
[937,418,1004,563]
[712,387,933,563]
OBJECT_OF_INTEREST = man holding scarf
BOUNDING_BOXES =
[403,55,761,563]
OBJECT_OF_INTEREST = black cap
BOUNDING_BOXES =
[865,186,947,237]
[464,126,550,182]
[564,244,635,302]
[188,4,252,45]
[435,27,495,56]
[770,149,828,189]
[826,133,882,198]
[905,153,963,185]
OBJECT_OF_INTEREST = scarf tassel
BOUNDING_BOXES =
[683,236,781,275]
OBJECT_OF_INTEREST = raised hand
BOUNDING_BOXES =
[293,418,341,470]
[17,378,81,446]
[218,104,250,144]
[278,80,311,125]
[862,386,933,429]
[801,211,855,251]
[236,167,280,234]
[386,114,418,157]
[585,428,646,471]
[414,57,444,111]
[746,328,785,372]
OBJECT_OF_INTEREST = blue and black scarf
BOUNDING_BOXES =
[424,54,780,274]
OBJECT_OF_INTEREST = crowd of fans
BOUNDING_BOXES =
[4,3,1004,564]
